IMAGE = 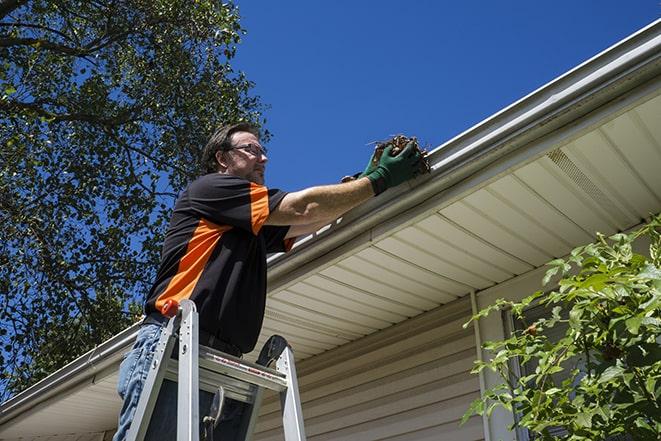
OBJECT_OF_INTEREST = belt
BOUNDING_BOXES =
[142,313,242,357]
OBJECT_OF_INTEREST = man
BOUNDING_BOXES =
[113,123,423,440]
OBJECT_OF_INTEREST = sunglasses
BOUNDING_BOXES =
[232,143,268,157]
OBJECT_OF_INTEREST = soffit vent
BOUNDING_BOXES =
[546,148,628,221]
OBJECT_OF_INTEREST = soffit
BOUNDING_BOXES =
[254,91,661,359]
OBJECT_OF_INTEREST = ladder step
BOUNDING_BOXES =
[165,362,256,403]
[198,346,288,392]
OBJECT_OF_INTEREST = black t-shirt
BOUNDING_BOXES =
[144,173,293,353]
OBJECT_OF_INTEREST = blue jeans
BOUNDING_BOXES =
[113,323,248,441]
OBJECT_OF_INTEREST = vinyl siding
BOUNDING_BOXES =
[253,297,483,441]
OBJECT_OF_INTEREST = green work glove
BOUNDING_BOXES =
[358,146,380,178]
[366,142,421,195]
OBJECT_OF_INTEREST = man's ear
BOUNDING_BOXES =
[215,150,228,172]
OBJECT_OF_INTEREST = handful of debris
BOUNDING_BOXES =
[342,134,431,183]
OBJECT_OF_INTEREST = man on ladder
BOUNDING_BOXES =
[112,122,424,441]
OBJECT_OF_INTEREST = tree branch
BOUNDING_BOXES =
[0,22,75,43]
[0,98,138,125]
[0,194,89,315]
[103,126,190,177]
[0,36,89,55]
[0,0,27,19]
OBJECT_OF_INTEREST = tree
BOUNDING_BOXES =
[0,0,267,399]
[463,215,661,440]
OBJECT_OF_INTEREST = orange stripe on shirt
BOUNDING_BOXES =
[249,182,269,235]
[155,219,231,313]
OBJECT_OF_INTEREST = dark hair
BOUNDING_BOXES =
[200,122,261,174]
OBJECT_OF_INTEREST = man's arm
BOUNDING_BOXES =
[268,142,423,230]
[266,177,374,227]
[284,219,339,239]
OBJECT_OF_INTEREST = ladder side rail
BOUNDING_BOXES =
[125,317,179,441]
[177,300,200,441]
[238,386,265,441]
[276,347,307,441]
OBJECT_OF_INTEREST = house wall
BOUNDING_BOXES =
[253,260,582,441]
[253,297,484,441]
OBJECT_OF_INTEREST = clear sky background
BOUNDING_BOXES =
[232,1,659,191]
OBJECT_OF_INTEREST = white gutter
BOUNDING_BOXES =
[0,323,140,427]
[267,19,661,291]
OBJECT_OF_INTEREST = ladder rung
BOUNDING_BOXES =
[165,363,257,403]
[197,345,289,392]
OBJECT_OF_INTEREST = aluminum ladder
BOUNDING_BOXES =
[125,299,306,441]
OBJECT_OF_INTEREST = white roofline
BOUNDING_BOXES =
[266,18,661,288]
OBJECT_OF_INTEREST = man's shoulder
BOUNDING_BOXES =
[190,173,250,189]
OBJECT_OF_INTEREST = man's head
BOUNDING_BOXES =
[200,123,268,185]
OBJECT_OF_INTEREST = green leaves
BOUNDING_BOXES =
[1,0,267,399]
[598,365,624,383]
[462,216,661,439]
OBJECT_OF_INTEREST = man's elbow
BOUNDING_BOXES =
[286,197,322,224]
[269,191,323,225]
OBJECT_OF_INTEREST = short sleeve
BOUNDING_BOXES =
[187,174,288,235]
[262,226,296,253]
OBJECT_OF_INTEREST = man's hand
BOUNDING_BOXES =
[365,142,422,195]
[358,146,380,178]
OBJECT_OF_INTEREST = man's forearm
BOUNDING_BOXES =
[266,177,374,226]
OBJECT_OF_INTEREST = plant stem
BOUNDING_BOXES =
[631,367,659,411]
[583,337,593,378]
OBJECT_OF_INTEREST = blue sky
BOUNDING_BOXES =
[233,1,659,191]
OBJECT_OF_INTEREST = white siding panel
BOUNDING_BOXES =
[305,275,418,318]
[463,189,568,258]
[556,144,634,229]
[273,289,393,329]
[320,266,439,310]
[441,201,551,265]
[388,227,493,289]
[488,175,593,246]
[254,299,481,441]
[413,218,513,282]
[514,160,615,235]
[374,236,476,294]
[602,111,661,201]
[266,298,376,336]
[380,416,484,441]
[421,214,533,274]
[260,315,350,347]
[634,93,661,147]
[289,281,407,323]
[339,255,456,303]
[354,246,473,295]
[568,131,657,221]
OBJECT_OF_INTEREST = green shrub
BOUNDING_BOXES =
[463,215,661,440]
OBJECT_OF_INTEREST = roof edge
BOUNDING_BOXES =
[266,19,661,288]
[0,323,140,427]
